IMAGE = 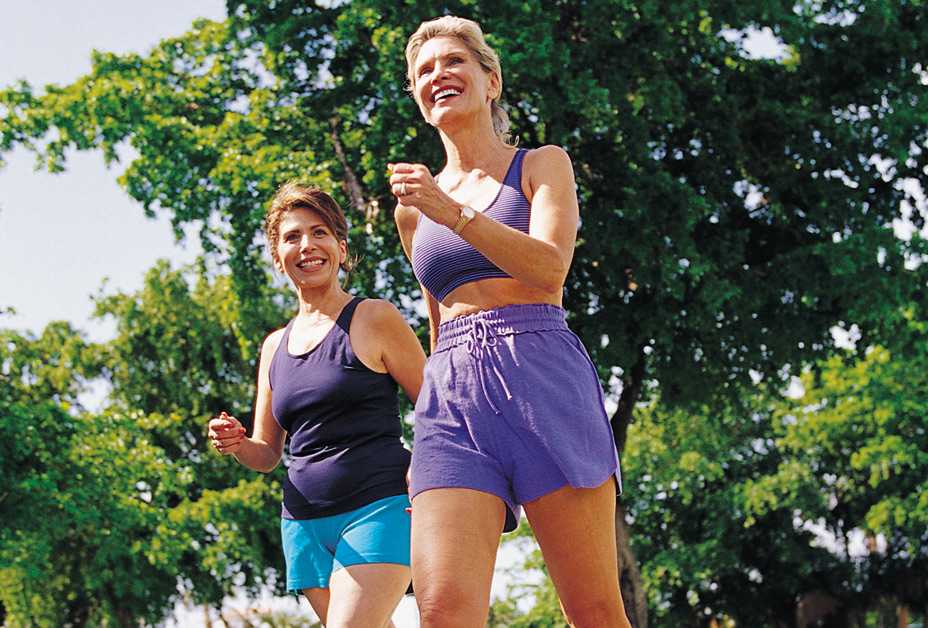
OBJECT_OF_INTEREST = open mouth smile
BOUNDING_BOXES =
[296,258,325,270]
[432,87,462,103]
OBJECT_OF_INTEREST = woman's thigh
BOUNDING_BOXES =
[302,587,330,625]
[411,488,506,628]
[326,562,410,628]
[524,479,630,628]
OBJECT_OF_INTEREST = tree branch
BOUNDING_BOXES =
[611,343,647,454]
[329,117,379,224]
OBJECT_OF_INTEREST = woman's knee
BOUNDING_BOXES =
[415,583,488,628]
[562,596,629,628]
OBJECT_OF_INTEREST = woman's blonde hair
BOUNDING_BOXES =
[265,182,354,273]
[405,16,514,146]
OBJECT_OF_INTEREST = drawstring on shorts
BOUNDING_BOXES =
[434,303,568,416]
[463,318,513,415]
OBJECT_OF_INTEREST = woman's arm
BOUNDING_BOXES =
[389,146,579,294]
[421,286,440,353]
[357,299,427,402]
[208,330,286,472]
[394,202,440,352]
[394,202,419,262]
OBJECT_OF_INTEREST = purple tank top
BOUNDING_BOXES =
[412,149,530,301]
[268,297,410,519]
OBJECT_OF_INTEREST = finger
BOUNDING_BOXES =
[390,162,416,174]
[219,413,241,429]
[390,172,416,186]
[218,432,245,444]
[213,439,239,453]
[212,424,240,437]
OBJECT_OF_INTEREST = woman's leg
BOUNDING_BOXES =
[411,488,506,628]
[523,479,631,628]
[302,587,330,625]
[325,563,410,628]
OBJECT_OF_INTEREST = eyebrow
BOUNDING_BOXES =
[282,222,328,235]
[417,50,467,70]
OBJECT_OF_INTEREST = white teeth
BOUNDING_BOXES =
[297,259,324,269]
[433,88,461,102]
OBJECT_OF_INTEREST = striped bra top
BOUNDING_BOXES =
[412,148,530,301]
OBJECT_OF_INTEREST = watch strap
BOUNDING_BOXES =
[451,205,475,235]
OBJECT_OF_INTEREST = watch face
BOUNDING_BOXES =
[462,205,476,218]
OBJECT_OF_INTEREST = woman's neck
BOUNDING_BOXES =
[294,285,351,324]
[438,119,511,173]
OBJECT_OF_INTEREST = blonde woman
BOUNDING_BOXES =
[389,16,630,628]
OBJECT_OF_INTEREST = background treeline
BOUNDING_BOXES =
[1,1,926,626]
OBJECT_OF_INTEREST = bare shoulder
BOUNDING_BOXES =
[524,144,573,174]
[355,298,406,331]
[394,203,421,235]
[523,145,575,193]
[260,327,286,360]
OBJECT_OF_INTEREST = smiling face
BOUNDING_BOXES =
[412,36,499,128]
[275,207,347,290]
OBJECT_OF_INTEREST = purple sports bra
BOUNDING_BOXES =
[411,148,531,301]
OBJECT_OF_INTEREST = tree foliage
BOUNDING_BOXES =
[494,301,928,625]
[2,1,925,419]
[742,306,928,618]
[615,306,928,625]
[0,264,288,626]
[1,325,178,626]
[2,0,928,625]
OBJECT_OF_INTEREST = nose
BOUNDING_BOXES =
[432,60,452,82]
[299,234,314,252]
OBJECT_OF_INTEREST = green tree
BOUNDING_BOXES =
[620,396,850,627]
[742,305,928,624]
[0,325,178,626]
[92,262,289,609]
[3,1,927,624]
[497,305,928,626]
[0,263,290,626]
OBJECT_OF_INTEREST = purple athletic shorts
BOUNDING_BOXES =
[409,303,622,532]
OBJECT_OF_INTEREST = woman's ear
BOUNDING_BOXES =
[488,72,501,101]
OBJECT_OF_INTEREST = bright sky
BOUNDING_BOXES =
[0,1,226,341]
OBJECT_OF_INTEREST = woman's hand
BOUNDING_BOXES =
[389,162,459,227]
[208,411,247,455]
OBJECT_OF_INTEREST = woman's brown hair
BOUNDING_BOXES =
[265,182,354,272]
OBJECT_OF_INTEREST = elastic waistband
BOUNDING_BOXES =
[435,303,568,352]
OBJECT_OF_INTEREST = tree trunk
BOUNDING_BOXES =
[612,346,648,628]
[617,500,648,628]
[329,117,378,223]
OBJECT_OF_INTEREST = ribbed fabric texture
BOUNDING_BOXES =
[412,149,530,301]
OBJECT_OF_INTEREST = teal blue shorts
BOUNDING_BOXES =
[280,494,411,592]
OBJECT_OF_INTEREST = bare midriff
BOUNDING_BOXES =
[437,276,562,323]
